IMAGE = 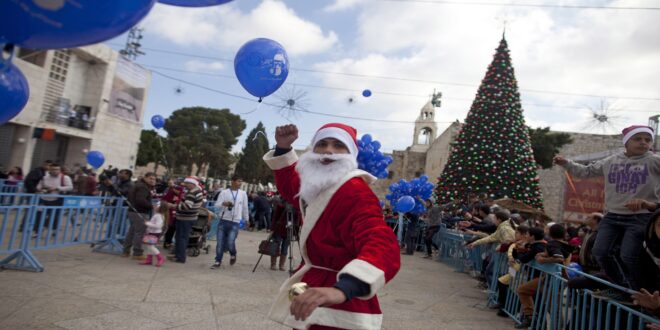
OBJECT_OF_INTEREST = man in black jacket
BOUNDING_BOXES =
[122,173,156,259]
[23,160,52,193]
[19,160,52,232]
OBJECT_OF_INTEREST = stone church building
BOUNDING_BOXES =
[372,98,625,222]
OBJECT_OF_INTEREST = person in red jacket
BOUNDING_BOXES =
[263,123,400,329]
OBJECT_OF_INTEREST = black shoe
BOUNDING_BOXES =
[229,256,237,266]
[210,262,221,269]
[515,315,532,329]
[496,309,508,318]
[167,256,184,263]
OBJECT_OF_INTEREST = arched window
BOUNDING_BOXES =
[417,127,433,145]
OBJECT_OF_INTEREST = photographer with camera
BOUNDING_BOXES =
[269,196,300,271]
[210,175,249,269]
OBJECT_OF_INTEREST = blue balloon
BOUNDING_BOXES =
[362,89,372,97]
[239,218,247,229]
[86,151,105,169]
[0,59,29,124]
[158,0,232,7]
[151,115,165,129]
[0,1,155,49]
[566,262,583,279]
[396,196,415,213]
[361,134,372,143]
[234,38,289,99]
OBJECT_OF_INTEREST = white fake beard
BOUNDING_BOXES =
[295,151,358,203]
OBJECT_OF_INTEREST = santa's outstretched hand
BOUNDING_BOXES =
[276,124,299,149]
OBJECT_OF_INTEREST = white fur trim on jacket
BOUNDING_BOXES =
[337,259,386,300]
[263,149,298,170]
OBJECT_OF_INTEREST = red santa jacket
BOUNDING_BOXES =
[263,149,400,330]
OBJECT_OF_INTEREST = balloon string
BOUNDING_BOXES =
[240,100,262,115]
[564,171,587,214]
[252,130,267,141]
[157,135,171,178]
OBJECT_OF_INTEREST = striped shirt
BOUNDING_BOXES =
[175,187,204,221]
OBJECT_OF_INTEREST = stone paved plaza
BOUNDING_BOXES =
[0,230,513,329]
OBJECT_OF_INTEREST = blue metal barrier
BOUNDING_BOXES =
[0,179,23,195]
[0,193,127,271]
[432,230,660,330]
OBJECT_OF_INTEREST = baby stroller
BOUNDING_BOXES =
[187,208,212,257]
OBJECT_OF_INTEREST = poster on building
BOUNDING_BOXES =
[563,175,605,222]
[108,56,149,123]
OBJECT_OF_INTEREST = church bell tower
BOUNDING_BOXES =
[411,91,440,152]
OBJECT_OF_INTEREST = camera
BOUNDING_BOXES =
[227,201,234,211]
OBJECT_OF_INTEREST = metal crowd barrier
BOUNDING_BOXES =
[0,179,23,195]
[432,229,660,329]
[0,192,128,272]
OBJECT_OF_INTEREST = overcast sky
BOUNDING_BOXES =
[106,0,660,153]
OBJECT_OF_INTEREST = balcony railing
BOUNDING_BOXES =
[42,99,95,131]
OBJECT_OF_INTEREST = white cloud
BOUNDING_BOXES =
[308,0,660,148]
[142,0,338,56]
[184,60,225,72]
[323,0,367,12]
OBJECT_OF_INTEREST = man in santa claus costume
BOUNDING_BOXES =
[262,123,400,329]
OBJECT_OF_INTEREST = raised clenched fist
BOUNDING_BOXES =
[275,124,298,149]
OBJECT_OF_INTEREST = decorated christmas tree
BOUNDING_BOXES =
[435,37,544,209]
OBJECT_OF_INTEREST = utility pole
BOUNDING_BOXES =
[119,27,145,61]
[649,115,659,151]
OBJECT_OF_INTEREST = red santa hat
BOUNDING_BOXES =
[311,123,358,157]
[622,125,654,146]
[183,177,200,189]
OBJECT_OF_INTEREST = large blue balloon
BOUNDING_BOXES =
[566,262,583,279]
[86,151,105,169]
[396,196,415,213]
[151,115,165,129]
[0,1,155,49]
[0,59,29,124]
[234,38,289,99]
[158,0,232,7]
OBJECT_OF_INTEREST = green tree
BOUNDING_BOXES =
[234,122,272,184]
[136,130,162,167]
[436,37,544,209]
[164,107,245,176]
[528,127,572,169]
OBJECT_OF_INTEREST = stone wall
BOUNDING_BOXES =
[538,132,621,221]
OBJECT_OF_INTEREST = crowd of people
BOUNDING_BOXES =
[1,123,658,329]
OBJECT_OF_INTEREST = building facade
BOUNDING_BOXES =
[0,44,151,173]
[372,99,634,222]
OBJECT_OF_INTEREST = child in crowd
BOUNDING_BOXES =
[515,224,573,329]
[634,209,660,318]
[141,203,166,267]
[494,225,530,317]
[554,125,660,295]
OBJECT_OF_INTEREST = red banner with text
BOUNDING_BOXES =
[563,176,605,222]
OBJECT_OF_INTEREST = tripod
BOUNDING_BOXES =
[252,203,301,274]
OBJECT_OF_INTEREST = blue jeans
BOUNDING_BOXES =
[273,232,290,256]
[175,220,194,262]
[592,213,651,290]
[215,220,239,263]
